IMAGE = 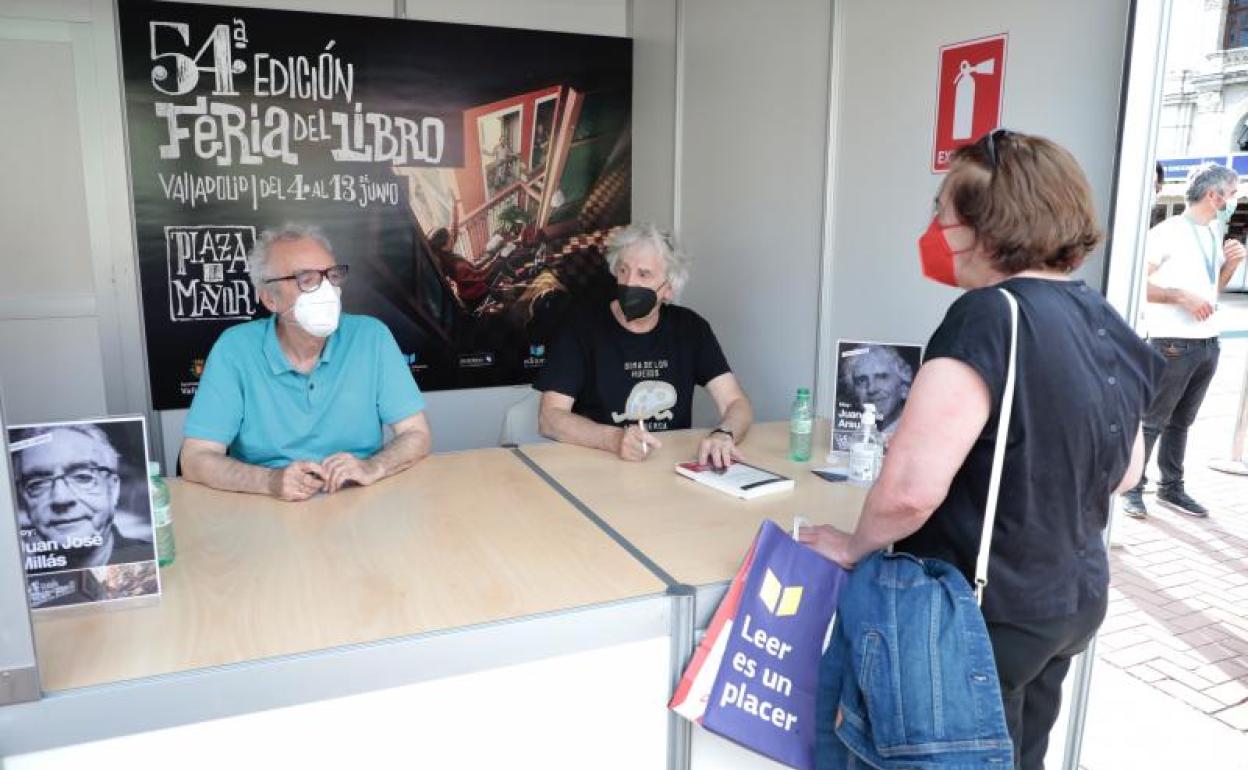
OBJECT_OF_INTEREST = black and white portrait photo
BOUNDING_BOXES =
[831,341,924,453]
[8,416,159,609]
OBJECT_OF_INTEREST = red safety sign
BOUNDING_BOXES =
[931,33,1007,173]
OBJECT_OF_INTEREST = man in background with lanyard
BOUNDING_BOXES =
[1123,163,1247,518]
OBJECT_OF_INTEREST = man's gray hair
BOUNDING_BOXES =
[248,224,335,295]
[10,424,120,477]
[604,223,691,300]
[1185,163,1238,204]
[839,345,915,390]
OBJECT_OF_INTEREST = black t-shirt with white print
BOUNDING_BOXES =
[535,300,731,431]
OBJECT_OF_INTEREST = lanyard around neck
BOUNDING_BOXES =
[1185,215,1219,284]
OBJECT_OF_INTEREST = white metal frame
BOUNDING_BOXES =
[814,0,846,418]
[1103,0,1175,329]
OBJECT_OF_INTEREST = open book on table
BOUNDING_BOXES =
[674,461,795,500]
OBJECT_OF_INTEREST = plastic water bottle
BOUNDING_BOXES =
[148,462,175,567]
[789,388,814,462]
[848,404,884,487]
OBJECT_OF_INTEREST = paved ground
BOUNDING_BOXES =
[1080,293,1248,767]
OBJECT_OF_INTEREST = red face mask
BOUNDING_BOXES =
[917,216,962,287]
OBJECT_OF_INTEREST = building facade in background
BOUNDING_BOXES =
[1159,0,1248,156]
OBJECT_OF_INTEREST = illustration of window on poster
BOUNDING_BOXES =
[119,0,633,409]
[7,417,160,610]
[830,341,924,456]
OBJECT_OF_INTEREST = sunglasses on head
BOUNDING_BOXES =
[981,128,1012,171]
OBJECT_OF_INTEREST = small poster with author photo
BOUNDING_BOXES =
[8,416,160,610]
[832,341,924,454]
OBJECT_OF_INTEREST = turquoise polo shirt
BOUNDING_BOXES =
[184,314,425,468]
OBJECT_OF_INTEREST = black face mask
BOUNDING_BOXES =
[617,283,661,321]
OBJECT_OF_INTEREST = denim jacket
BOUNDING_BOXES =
[815,551,1014,769]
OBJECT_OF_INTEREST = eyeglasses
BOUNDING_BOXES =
[982,128,1012,171]
[264,265,349,293]
[21,465,116,499]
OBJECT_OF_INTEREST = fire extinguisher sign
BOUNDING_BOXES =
[932,33,1008,174]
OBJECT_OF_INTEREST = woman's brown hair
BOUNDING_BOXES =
[945,130,1102,274]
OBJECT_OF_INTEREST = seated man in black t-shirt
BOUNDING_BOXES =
[535,223,754,467]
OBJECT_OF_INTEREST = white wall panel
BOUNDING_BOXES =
[0,317,108,422]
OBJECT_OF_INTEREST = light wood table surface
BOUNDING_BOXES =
[33,448,665,692]
[520,420,866,587]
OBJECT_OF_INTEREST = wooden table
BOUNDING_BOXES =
[519,421,866,587]
[32,448,665,692]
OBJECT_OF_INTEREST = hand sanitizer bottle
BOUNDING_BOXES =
[848,404,883,487]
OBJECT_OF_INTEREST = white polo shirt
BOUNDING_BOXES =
[1144,213,1224,339]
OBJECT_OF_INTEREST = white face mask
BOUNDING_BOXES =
[290,280,341,338]
[1218,195,1239,227]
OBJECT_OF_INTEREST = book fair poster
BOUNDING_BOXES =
[118,0,632,409]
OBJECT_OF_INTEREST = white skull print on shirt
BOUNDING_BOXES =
[612,380,678,427]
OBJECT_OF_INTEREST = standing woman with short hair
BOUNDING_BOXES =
[801,130,1161,769]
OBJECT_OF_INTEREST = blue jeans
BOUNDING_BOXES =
[1132,337,1220,491]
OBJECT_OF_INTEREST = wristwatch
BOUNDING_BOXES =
[710,426,735,442]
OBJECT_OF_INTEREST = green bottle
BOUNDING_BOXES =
[148,462,175,567]
[789,388,813,462]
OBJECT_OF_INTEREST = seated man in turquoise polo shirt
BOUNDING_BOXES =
[180,224,432,501]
